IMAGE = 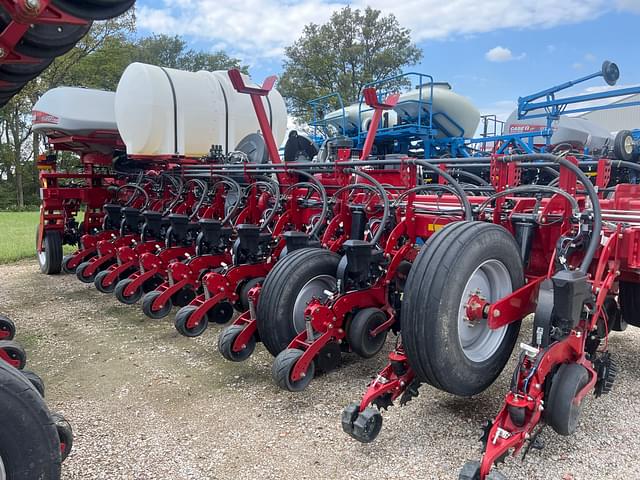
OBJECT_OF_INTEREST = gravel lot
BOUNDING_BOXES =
[0,259,638,479]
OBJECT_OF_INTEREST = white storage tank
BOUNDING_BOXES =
[115,63,288,158]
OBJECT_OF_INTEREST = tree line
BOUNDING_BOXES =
[0,6,421,209]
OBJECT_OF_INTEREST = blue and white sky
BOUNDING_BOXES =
[134,0,640,119]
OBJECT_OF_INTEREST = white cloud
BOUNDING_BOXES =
[137,0,640,63]
[584,52,597,62]
[485,46,526,62]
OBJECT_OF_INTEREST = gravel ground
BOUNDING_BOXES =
[0,259,639,480]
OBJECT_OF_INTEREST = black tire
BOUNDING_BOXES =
[0,58,54,83]
[257,248,340,357]
[0,340,27,370]
[346,308,388,359]
[546,363,590,436]
[51,0,136,20]
[207,302,234,324]
[50,413,73,462]
[37,230,63,275]
[142,291,172,319]
[0,360,62,479]
[402,222,524,396]
[20,370,45,397]
[613,130,634,161]
[218,325,256,362]
[114,279,143,305]
[237,277,264,312]
[94,270,116,293]
[272,348,315,392]
[61,254,77,274]
[619,281,640,327]
[75,261,97,283]
[0,314,16,341]
[174,306,207,337]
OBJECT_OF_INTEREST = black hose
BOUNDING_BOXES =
[476,185,580,216]
[343,168,390,247]
[285,169,329,238]
[502,153,600,274]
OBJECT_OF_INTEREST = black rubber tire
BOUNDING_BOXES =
[207,301,234,324]
[114,279,143,305]
[174,306,207,337]
[142,291,172,319]
[20,370,45,398]
[546,363,590,436]
[619,281,640,327]
[94,270,116,293]
[0,58,54,83]
[0,360,62,479]
[75,261,97,283]
[346,308,388,359]
[0,314,16,341]
[237,277,264,312]
[613,130,634,162]
[402,222,524,396]
[38,230,63,275]
[50,413,73,462]
[51,0,136,20]
[0,340,27,370]
[257,248,340,357]
[218,325,256,362]
[459,461,481,480]
[272,348,315,392]
[61,254,77,274]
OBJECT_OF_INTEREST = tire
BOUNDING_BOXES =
[0,58,54,83]
[272,348,315,392]
[174,307,207,337]
[218,325,256,362]
[619,281,640,327]
[61,254,77,274]
[346,308,388,359]
[546,363,590,436]
[0,340,27,370]
[0,360,62,479]
[402,222,524,396]
[613,130,634,161]
[207,302,234,324]
[142,291,172,319]
[94,270,116,293]
[37,230,63,275]
[50,413,73,462]
[257,248,339,357]
[51,0,136,20]
[237,277,264,312]
[75,262,96,283]
[20,370,45,397]
[0,314,16,341]
[114,279,143,305]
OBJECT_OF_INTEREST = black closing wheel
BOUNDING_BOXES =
[614,130,634,161]
[37,230,63,275]
[347,308,388,359]
[272,348,315,392]
[142,291,172,319]
[174,306,207,337]
[218,325,256,362]
[94,270,116,293]
[546,363,590,436]
[61,254,77,274]
[341,402,360,437]
[257,248,339,357]
[20,370,45,397]
[208,301,234,324]
[402,222,524,396]
[114,278,143,304]
[52,0,136,20]
[75,262,96,283]
[0,340,27,370]
[0,314,16,341]
[619,281,640,327]
[51,412,73,462]
[351,407,383,443]
[0,360,62,478]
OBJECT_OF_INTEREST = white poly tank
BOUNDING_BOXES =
[114,63,288,158]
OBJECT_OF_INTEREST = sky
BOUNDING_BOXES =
[134,0,640,120]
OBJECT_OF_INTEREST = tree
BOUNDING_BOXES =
[279,6,423,120]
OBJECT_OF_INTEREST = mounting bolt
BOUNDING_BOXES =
[0,48,6,58]
[25,0,41,10]
[493,309,501,318]
[299,372,306,378]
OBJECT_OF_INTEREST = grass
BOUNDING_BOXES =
[0,211,77,264]
[0,211,40,264]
